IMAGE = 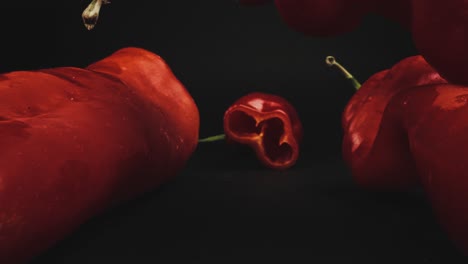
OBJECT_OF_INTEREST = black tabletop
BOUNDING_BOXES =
[32,143,467,263]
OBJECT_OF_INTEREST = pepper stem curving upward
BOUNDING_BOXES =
[198,134,226,143]
[325,56,361,90]
[82,0,110,30]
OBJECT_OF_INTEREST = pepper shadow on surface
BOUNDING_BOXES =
[32,152,466,263]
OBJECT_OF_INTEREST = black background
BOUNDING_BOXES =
[1,0,467,263]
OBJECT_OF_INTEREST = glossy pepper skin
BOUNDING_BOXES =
[412,0,468,85]
[342,55,446,190]
[373,83,468,255]
[223,92,302,170]
[0,47,199,263]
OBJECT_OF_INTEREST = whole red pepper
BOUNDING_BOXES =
[372,81,468,255]
[328,55,446,190]
[332,55,468,254]
[223,92,303,169]
[412,0,468,85]
[0,47,199,263]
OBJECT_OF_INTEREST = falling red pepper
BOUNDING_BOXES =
[411,0,468,85]
[200,92,303,170]
[373,0,412,30]
[0,47,199,263]
[239,0,413,37]
[272,0,372,37]
[327,55,446,190]
[259,0,468,85]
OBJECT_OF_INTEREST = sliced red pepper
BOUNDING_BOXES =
[222,92,303,170]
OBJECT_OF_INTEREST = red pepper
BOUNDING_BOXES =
[239,0,413,37]
[331,55,468,254]
[273,0,373,37]
[330,54,468,254]
[407,85,468,255]
[373,0,412,30]
[0,47,199,263]
[327,55,446,190]
[371,81,468,255]
[200,92,302,170]
[224,92,303,169]
[412,0,468,85]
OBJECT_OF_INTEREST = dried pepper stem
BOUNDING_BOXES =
[82,0,110,30]
[326,56,362,90]
[198,134,226,143]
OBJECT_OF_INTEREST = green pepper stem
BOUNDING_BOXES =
[198,134,226,143]
[82,0,110,30]
[325,56,362,90]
